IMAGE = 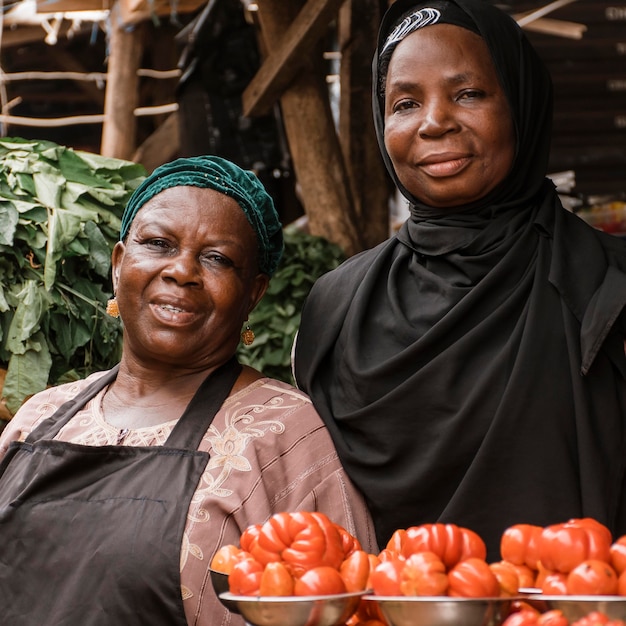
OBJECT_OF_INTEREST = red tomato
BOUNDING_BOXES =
[501,524,543,570]
[447,557,500,598]
[568,519,613,545]
[365,553,382,590]
[281,511,345,575]
[369,558,404,596]
[336,524,362,557]
[572,611,612,626]
[378,547,402,562]
[293,566,347,596]
[538,610,569,626]
[506,561,538,588]
[386,529,406,555]
[539,521,612,574]
[340,550,372,593]
[400,523,486,568]
[566,560,619,595]
[228,556,264,596]
[489,560,521,597]
[243,511,346,576]
[210,544,245,574]
[541,572,568,595]
[502,609,540,626]
[239,523,262,553]
[610,536,626,575]
[311,511,346,570]
[461,527,488,562]
[259,561,295,596]
[400,551,448,596]
[618,569,626,596]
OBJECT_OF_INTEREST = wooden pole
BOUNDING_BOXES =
[254,0,364,256]
[338,0,392,248]
[100,5,146,160]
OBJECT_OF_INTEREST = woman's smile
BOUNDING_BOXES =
[417,153,472,177]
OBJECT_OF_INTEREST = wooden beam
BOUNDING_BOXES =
[254,0,364,256]
[338,0,391,248]
[35,0,112,12]
[242,0,348,117]
[132,112,179,172]
[33,0,204,21]
[49,47,107,107]
[100,8,146,159]
[0,23,92,48]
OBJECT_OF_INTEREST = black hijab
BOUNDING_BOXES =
[294,0,626,559]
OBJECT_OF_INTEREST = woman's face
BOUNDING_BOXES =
[383,24,516,208]
[111,186,269,370]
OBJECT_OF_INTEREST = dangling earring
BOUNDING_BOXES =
[241,323,255,346]
[106,297,120,318]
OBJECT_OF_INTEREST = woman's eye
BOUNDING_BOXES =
[145,238,171,250]
[458,89,484,101]
[393,99,418,113]
[202,252,234,268]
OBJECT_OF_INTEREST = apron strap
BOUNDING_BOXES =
[165,356,242,450]
[25,366,120,443]
[24,357,242,452]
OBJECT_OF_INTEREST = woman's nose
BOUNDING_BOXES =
[418,99,457,137]
[162,251,203,286]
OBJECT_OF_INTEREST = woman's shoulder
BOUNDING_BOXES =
[228,376,316,412]
[0,370,113,445]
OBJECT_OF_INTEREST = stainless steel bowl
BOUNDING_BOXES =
[364,595,515,626]
[527,595,626,621]
[218,590,367,626]
[209,569,240,614]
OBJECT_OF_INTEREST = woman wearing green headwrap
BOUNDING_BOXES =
[0,155,376,625]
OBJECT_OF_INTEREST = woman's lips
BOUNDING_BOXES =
[151,301,198,325]
[418,155,471,177]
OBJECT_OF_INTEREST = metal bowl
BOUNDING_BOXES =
[364,595,515,626]
[218,590,367,626]
[527,595,626,621]
[209,569,240,614]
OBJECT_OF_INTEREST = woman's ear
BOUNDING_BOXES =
[248,273,270,315]
[110,241,125,293]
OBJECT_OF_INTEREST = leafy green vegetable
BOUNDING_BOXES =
[0,137,345,423]
[0,137,146,418]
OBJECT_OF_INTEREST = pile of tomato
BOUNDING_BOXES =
[210,511,375,597]
[210,513,626,626]
[500,518,626,595]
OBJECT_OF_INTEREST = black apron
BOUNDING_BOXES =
[0,357,241,625]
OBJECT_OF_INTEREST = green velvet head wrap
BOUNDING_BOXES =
[120,155,283,276]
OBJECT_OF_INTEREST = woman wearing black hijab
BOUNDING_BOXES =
[294,0,626,560]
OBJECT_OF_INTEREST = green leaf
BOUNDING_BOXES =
[3,332,52,414]
[0,202,19,245]
[83,221,112,277]
[33,164,65,208]
[6,280,49,353]
[44,208,83,289]
[58,148,115,188]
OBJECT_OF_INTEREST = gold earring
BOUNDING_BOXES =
[241,323,255,346]
[106,298,120,318]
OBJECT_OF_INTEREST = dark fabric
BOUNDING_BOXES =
[120,155,283,276]
[379,2,479,63]
[0,358,241,625]
[294,0,626,560]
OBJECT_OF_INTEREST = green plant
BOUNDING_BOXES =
[0,138,344,420]
[237,226,346,383]
[0,137,146,418]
